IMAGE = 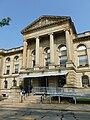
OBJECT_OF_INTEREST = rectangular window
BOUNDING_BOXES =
[60,56,67,65]
[15,64,19,73]
[6,66,10,74]
[78,55,88,66]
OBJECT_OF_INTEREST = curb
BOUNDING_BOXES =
[0,104,90,112]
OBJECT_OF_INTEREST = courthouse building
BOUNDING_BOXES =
[0,15,90,96]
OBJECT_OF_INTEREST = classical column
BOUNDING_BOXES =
[35,37,40,67]
[65,30,72,61]
[50,33,55,64]
[87,48,90,66]
[0,56,2,75]
[27,48,30,68]
[22,40,27,68]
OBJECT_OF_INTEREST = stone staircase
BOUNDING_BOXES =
[23,94,41,104]
[0,94,42,104]
[1,96,20,103]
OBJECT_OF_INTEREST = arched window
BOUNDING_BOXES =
[32,50,35,67]
[45,47,50,54]
[44,47,50,66]
[14,56,19,61]
[15,64,19,73]
[32,50,35,56]
[4,80,8,89]
[6,57,10,62]
[82,75,89,87]
[77,45,86,51]
[12,79,17,87]
[59,45,67,52]
[59,45,67,65]
[5,57,10,74]
[77,44,88,66]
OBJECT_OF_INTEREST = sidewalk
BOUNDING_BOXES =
[0,102,90,112]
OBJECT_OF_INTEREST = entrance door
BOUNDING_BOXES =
[39,77,48,87]
[39,77,48,92]
[58,75,66,87]
[24,78,32,93]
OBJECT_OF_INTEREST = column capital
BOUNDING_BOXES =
[23,40,27,43]
[23,36,27,42]
[48,32,54,36]
[65,29,70,33]
[35,36,40,39]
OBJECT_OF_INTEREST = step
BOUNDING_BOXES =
[23,95,41,103]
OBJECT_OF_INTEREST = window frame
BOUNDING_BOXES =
[4,80,8,89]
[12,79,17,87]
[6,65,10,74]
[15,64,19,73]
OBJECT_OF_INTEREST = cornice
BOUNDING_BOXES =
[21,15,71,34]
[0,46,23,55]
[73,35,90,42]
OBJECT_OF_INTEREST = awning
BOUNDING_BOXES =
[20,72,68,78]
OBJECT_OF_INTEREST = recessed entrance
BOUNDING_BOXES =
[23,78,32,93]
[58,75,66,87]
[39,77,48,87]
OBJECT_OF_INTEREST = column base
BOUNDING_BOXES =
[49,64,55,69]
[34,66,39,70]
[64,84,75,88]
[66,60,74,68]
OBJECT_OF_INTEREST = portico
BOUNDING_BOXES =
[20,15,76,91]
[22,30,73,69]
[22,71,67,94]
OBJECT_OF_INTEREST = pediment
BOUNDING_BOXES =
[21,15,71,34]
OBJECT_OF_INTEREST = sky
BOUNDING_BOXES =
[0,0,90,49]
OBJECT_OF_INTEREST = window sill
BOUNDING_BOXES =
[77,64,89,68]
[3,73,10,75]
[12,72,19,74]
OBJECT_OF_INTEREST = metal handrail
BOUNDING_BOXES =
[32,87,76,94]
[32,87,90,95]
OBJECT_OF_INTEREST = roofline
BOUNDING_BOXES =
[21,15,71,34]
[73,35,90,42]
[0,46,23,54]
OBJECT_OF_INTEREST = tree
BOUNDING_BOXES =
[0,17,11,27]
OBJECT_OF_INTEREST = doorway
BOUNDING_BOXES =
[58,75,66,87]
[24,78,32,93]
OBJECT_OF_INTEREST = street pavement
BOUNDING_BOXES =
[1,102,90,119]
[1,102,90,112]
[0,107,90,120]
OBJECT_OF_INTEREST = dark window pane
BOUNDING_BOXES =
[79,55,88,66]
[60,56,67,64]
[13,80,17,87]
[46,58,50,66]
[4,80,8,88]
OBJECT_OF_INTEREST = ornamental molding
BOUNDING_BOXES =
[21,15,71,34]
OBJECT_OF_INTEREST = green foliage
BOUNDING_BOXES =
[76,98,90,102]
[0,96,5,101]
[0,17,11,27]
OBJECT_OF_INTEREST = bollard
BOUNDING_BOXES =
[20,95,23,103]
[73,97,77,104]
[20,92,23,103]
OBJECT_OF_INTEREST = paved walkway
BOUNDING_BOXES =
[0,102,90,112]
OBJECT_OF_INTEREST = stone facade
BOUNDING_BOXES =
[0,15,90,96]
